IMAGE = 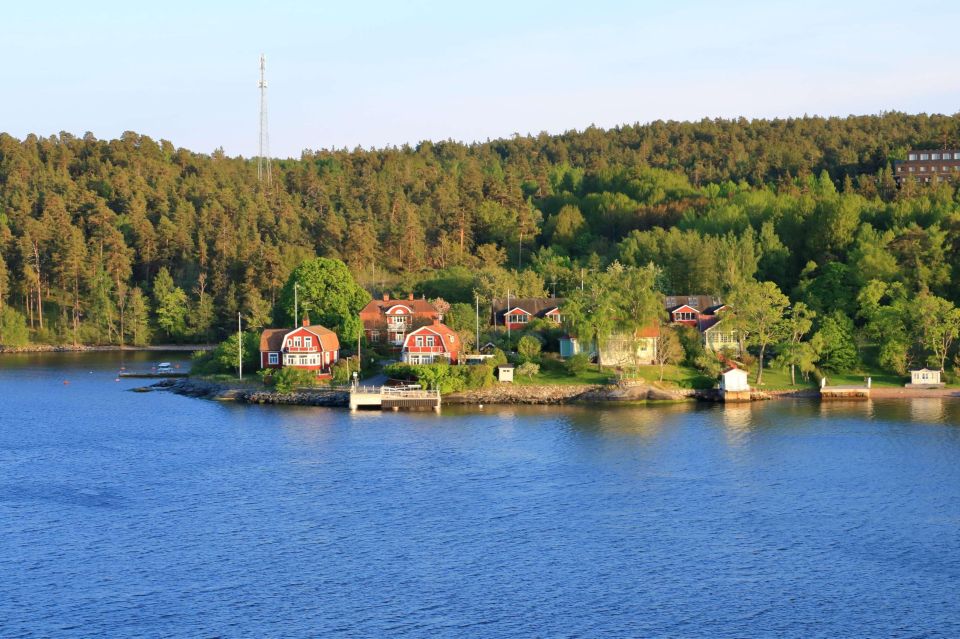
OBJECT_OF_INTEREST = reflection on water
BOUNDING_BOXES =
[909,398,947,424]
[4,354,960,637]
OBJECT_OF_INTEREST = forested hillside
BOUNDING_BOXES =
[1,112,959,356]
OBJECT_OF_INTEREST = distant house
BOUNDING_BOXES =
[665,295,723,326]
[664,294,739,354]
[401,319,461,365]
[559,335,587,359]
[699,315,739,354]
[907,368,944,388]
[597,323,660,366]
[491,297,565,330]
[894,150,960,185]
[259,317,341,378]
[361,293,441,347]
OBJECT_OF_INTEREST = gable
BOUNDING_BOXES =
[385,304,413,315]
[505,307,532,316]
[671,304,699,315]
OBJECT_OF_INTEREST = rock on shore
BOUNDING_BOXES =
[149,378,349,407]
[446,381,693,405]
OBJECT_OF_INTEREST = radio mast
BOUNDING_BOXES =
[257,54,272,186]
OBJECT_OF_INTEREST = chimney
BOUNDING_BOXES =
[408,292,414,301]
[382,293,390,302]
[432,318,441,326]
[302,315,310,327]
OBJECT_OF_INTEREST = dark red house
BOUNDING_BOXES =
[259,318,341,379]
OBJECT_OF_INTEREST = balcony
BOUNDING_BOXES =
[404,345,447,353]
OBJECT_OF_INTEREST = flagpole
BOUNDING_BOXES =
[238,312,242,380]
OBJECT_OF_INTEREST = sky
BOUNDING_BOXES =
[3,0,959,158]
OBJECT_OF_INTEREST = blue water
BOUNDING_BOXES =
[2,353,960,637]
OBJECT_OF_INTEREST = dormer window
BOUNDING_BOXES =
[293,336,302,347]
[304,336,312,348]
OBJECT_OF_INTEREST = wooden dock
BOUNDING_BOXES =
[118,371,189,378]
[349,385,442,412]
[819,377,871,400]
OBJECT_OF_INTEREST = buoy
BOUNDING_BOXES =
[114,378,120,382]
[63,380,69,385]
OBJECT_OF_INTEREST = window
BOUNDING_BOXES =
[897,167,902,173]
[908,153,918,160]
[268,352,279,365]
[675,311,697,321]
[293,336,301,347]
[920,153,930,160]
[370,330,380,342]
[426,336,435,346]
[954,153,960,160]
[909,167,915,172]
[450,335,456,343]
[416,336,424,347]
[944,167,951,172]
[920,166,926,172]
[508,313,529,324]
[304,336,312,348]
[932,153,941,160]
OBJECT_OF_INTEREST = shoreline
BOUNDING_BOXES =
[0,344,214,354]
[148,377,960,408]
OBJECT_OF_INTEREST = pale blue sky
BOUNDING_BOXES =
[3,0,958,158]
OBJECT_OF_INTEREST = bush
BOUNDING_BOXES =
[190,331,259,376]
[0,307,29,347]
[489,348,508,368]
[516,362,540,378]
[517,334,543,363]
[273,367,318,393]
[383,361,493,393]
[331,358,355,385]
[564,353,590,375]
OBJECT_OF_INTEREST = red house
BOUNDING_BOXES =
[665,295,724,326]
[360,293,441,347]
[491,297,565,331]
[400,319,461,365]
[259,317,341,378]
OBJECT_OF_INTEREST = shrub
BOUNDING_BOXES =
[0,307,29,347]
[564,353,590,375]
[190,331,259,376]
[489,348,508,368]
[517,334,543,363]
[465,364,494,389]
[273,367,318,393]
[516,362,540,378]
[331,358,355,385]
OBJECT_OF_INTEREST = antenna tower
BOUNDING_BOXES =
[257,54,272,186]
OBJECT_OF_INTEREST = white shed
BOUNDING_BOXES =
[497,365,515,383]
[719,366,750,392]
[908,369,943,388]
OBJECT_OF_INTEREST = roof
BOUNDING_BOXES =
[360,296,439,318]
[636,323,660,338]
[722,365,744,374]
[698,316,723,332]
[664,294,722,313]
[259,324,340,352]
[491,297,565,318]
[404,321,460,353]
[260,328,286,352]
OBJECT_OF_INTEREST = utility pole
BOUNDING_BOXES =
[475,294,480,352]
[257,54,272,186]
[293,282,299,326]
[506,289,511,341]
[357,321,362,376]
[581,268,584,292]
[238,312,243,380]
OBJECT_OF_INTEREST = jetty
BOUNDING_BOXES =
[819,376,871,400]
[349,385,442,412]
[118,370,189,378]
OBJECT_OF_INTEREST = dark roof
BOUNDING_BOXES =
[491,297,565,318]
[664,294,722,313]
[259,328,286,352]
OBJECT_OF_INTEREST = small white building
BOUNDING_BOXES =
[497,365,515,383]
[719,366,750,392]
[907,368,943,388]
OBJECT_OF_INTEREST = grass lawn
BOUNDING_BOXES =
[512,356,614,386]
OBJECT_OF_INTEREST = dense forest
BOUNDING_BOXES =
[2,112,960,374]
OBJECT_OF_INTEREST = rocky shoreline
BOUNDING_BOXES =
[0,343,213,354]
[149,377,702,407]
[144,377,956,409]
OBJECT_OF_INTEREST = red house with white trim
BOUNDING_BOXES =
[491,297,565,330]
[400,319,461,365]
[259,317,341,378]
[360,293,441,346]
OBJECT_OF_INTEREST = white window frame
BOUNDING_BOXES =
[415,336,424,347]
[268,352,279,365]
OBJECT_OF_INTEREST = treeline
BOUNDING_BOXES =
[0,113,959,359]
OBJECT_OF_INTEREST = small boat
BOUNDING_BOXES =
[156,362,174,374]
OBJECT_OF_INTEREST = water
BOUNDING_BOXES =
[2,353,960,637]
